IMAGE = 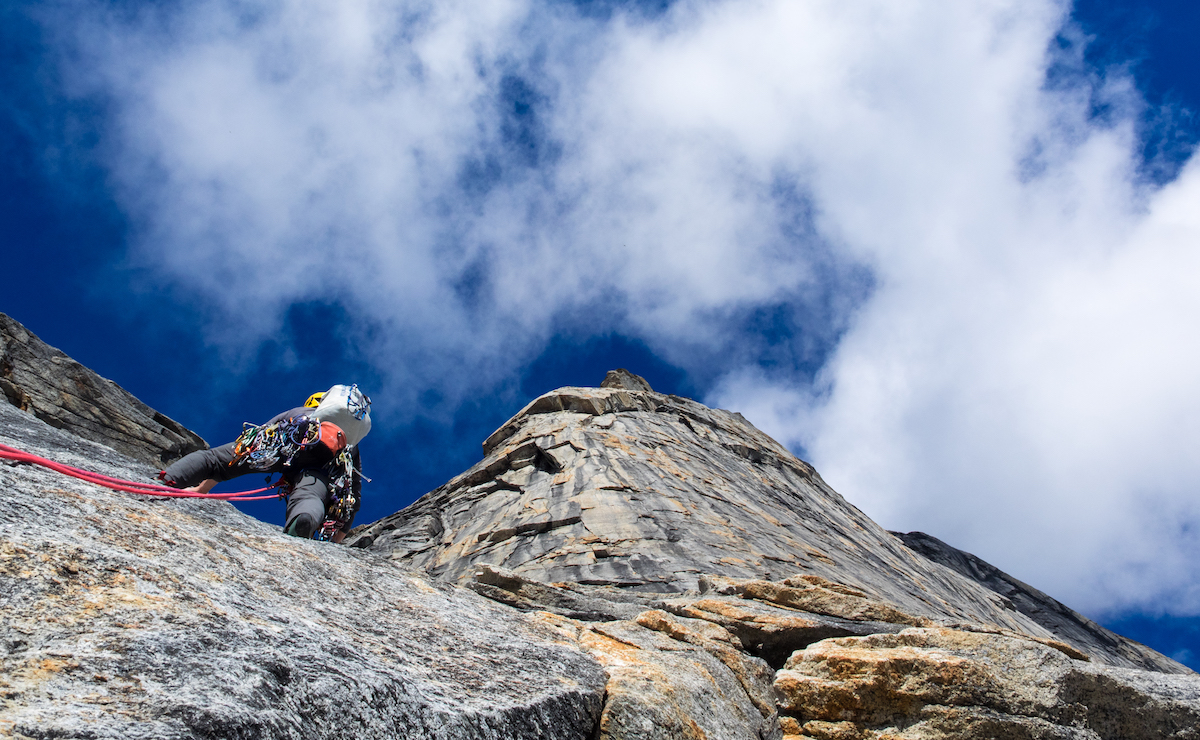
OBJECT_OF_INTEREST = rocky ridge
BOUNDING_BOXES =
[3,347,1198,739]
[892,530,1175,678]
[0,313,205,466]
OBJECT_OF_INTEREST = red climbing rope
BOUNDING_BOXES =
[0,442,284,501]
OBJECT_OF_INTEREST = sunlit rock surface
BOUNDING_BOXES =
[0,313,205,466]
[0,401,605,739]
[774,627,1200,740]
[349,374,1183,673]
[466,565,1200,739]
[4,341,1198,740]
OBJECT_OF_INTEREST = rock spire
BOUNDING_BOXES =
[349,378,1179,673]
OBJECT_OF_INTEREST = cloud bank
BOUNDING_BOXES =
[47,0,1200,616]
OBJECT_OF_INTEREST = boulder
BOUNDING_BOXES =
[774,627,1200,739]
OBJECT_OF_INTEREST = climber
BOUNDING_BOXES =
[158,384,371,543]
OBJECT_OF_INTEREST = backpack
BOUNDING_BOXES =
[311,384,372,446]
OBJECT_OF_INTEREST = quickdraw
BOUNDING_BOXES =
[0,442,284,500]
[314,448,358,541]
[229,415,321,471]
[237,419,360,541]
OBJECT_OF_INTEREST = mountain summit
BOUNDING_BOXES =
[2,315,1198,739]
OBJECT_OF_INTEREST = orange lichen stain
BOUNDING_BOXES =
[800,720,874,740]
[123,510,160,524]
[407,579,437,594]
[82,694,116,705]
[527,611,583,644]
[580,630,645,666]
[38,658,73,674]
[16,656,82,685]
[600,435,635,454]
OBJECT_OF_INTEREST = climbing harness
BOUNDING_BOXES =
[274,450,360,542]
[0,442,284,501]
[311,448,361,541]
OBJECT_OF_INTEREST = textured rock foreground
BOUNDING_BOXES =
[0,402,603,739]
[3,352,1199,739]
[467,565,1200,739]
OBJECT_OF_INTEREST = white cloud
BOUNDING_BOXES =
[773,154,1200,616]
[52,0,1200,616]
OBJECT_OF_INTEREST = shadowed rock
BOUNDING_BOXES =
[0,312,206,466]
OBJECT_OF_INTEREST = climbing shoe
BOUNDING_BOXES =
[285,514,317,539]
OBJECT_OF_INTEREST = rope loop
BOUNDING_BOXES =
[0,442,286,501]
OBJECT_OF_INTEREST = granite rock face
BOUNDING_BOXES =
[0,313,205,466]
[5,336,1198,740]
[557,610,779,740]
[0,401,605,739]
[600,368,654,392]
[349,381,1182,673]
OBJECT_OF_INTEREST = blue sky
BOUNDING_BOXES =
[3,0,1199,668]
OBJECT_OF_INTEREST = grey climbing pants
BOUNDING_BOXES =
[162,443,333,534]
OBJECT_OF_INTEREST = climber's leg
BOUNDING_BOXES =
[160,443,240,488]
[284,470,331,539]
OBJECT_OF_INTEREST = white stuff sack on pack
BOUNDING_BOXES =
[312,384,372,446]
